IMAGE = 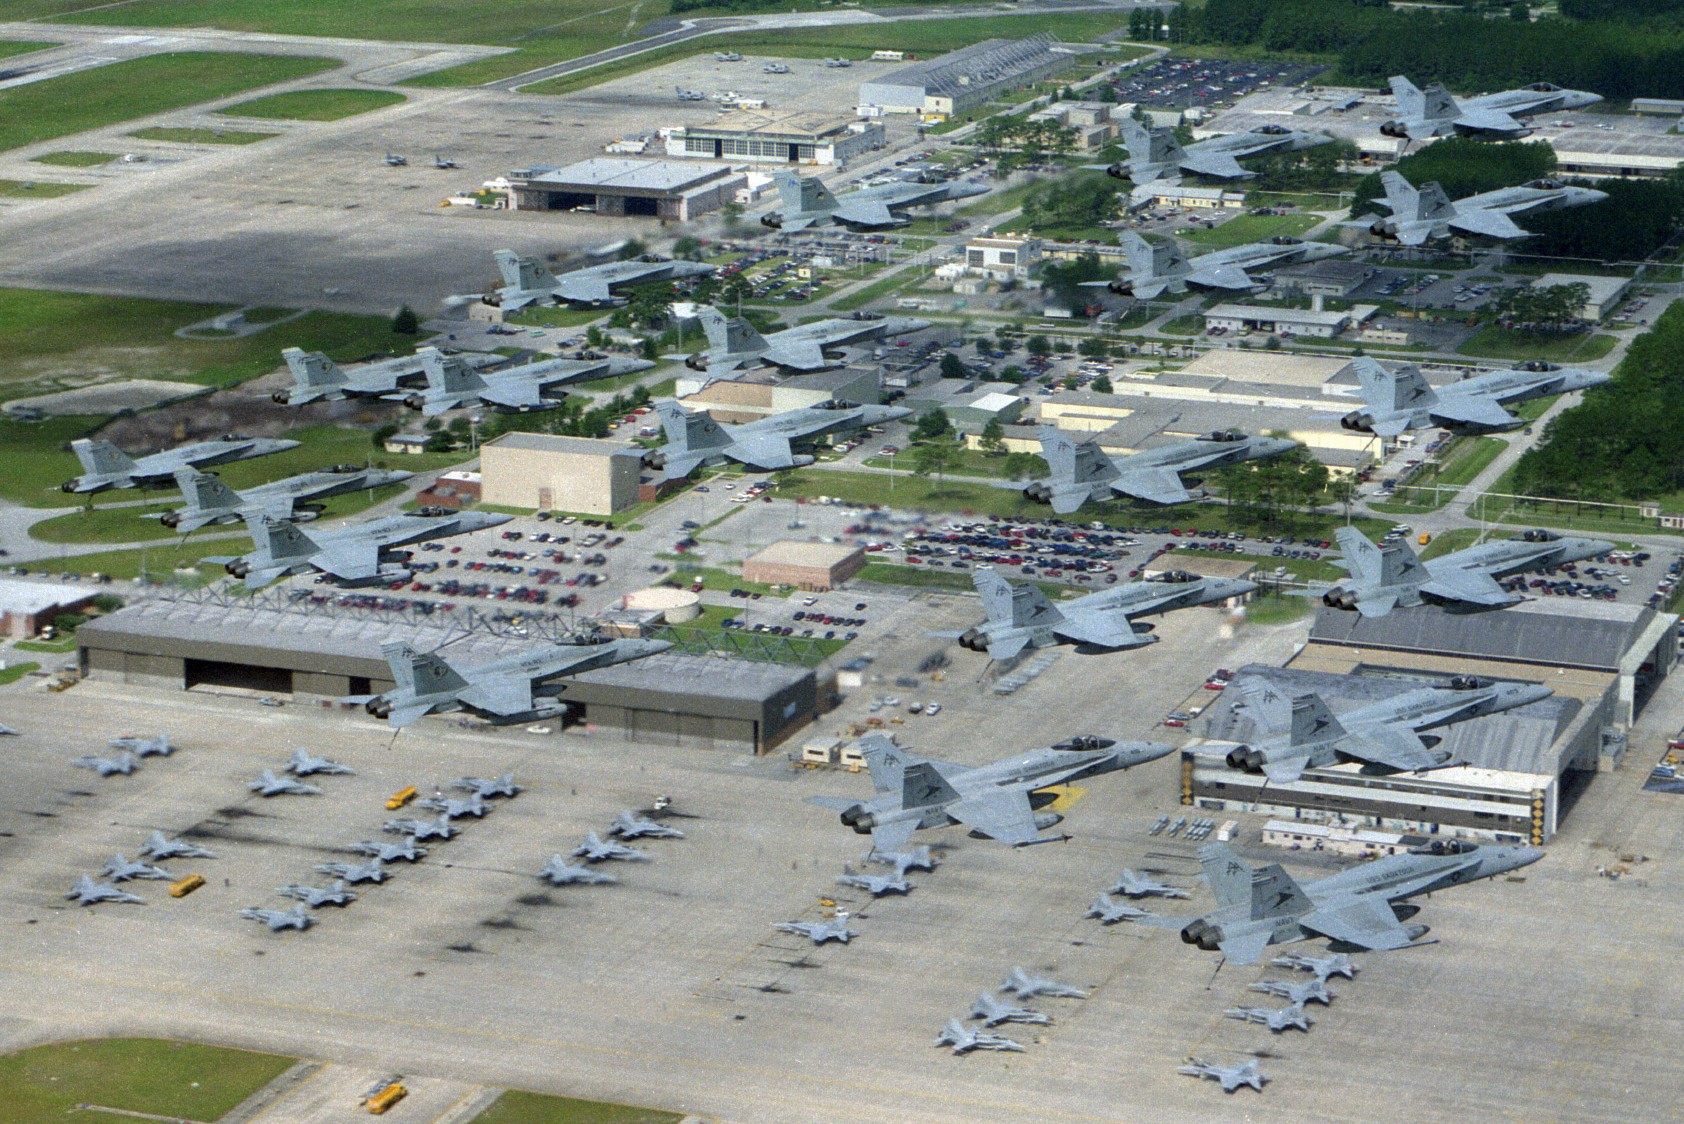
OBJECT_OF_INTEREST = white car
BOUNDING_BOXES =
[925,703,942,716]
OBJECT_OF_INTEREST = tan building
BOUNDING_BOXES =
[0,578,99,639]
[480,433,644,515]
[743,541,866,591]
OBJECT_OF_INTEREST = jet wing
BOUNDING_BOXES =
[1300,894,1417,951]
[870,819,921,854]
[835,198,899,227]
[1185,263,1257,290]
[1053,611,1153,651]
[1046,483,1099,515]
[1455,108,1525,134]
[728,433,800,470]
[1179,151,1250,179]
[477,380,559,412]
[1216,927,1275,966]
[1109,467,1194,506]
[386,703,435,730]
[1447,208,1530,240]
[763,338,832,371]
[1338,724,1446,773]
[555,275,614,304]
[1354,594,1399,618]
[310,542,383,582]
[1427,395,1521,431]
[1261,751,1315,785]
[987,634,1031,661]
[1419,567,1516,608]
[780,215,819,233]
[457,675,534,717]
[945,790,1046,846]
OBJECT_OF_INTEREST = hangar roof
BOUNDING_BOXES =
[1308,600,1659,672]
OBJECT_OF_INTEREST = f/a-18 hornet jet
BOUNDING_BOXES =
[1349,170,1606,245]
[647,399,910,481]
[248,769,321,797]
[953,568,1255,661]
[73,751,139,777]
[539,857,618,885]
[62,435,299,494]
[610,810,684,839]
[286,749,355,777]
[1315,525,1613,617]
[215,509,511,590]
[454,772,522,799]
[761,169,988,231]
[1339,357,1609,438]
[1383,75,1601,140]
[399,349,653,416]
[1216,673,1551,784]
[162,466,412,534]
[239,903,313,931]
[1110,868,1191,899]
[685,305,929,375]
[774,912,856,945]
[1273,951,1360,981]
[1178,1057,1268,1093]
[1087,231,1347,299]
[66,875,143,906]
[277,881,358,907]
[272,346,500,406]
[354,636,670,729]
[1086,894,1157,924]
[108,733,172,757]
[806,733,1172,850]
[572,833,648,863]
[1000,966,1087,1000]
[140,832,215,861]
[1012,428,1295,512]
[489,249,716,310]
[101,854,171,882]
[936,1019,1024,1055]
[1224,1001,1314,1033]
[969,993,1049,1028]
[384,815,456,841]
[1250,977,1335,1007]
[1094,118,1329,187]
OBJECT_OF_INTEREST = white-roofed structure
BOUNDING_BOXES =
[0,578,100,639]
[506,158,745,220]
[858,34,1089,120]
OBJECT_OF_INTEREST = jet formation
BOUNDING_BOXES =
[647,399,910,481]
[399,349,653,416]
[1349,170,1607,245]
[63,435,300,494]
[272,346,501,406]
[162,466,413,533]
[761,170,989,231]
[1339,357,1610,438]
[215,509,512,590]
[1012,428,1296,512]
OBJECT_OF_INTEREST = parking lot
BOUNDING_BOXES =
[1106,58,1329,112]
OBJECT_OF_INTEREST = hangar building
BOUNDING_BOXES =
[858,34,1085,120]
[480,433,645,515]
[665,110,886,167]
[506,159,745,220]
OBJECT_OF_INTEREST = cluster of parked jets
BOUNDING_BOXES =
[541,808,686,886]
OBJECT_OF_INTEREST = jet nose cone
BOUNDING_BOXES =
[1500,846,1545,870]
[877,405,914,421]
[1579,538,1617,557]
[1128,741,1177,765]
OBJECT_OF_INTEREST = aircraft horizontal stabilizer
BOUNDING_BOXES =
[1218,928,1274,966]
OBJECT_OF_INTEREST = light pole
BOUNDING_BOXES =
[469,415,482,453]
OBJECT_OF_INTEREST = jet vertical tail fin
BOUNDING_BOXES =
[1378,539,1426,587]
[173,468,240,513]
[419,347,476,393]
[1333,525,1383,584]
[1287,693,1346,746]
[973,570,1061,629]
[1354,358,1437,414]
[1249,864,1313,921]
[282,347,347,399]
[1377,171,1420,219]
[1419,80,1460,126]
[656,401,730,451]
[901,761,959,809]
[801,175,836,211]
[379,639,468,695]
[1197,843,1254,912]
[493,249,556,292]
[253,517,320,563]
[1389,76,1426,121]
[72,439,135,479]
[857,733,911,795]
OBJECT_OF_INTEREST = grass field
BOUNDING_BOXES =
[0,180,89,199]
[1456,325,1617,363]
[29,150,115,167]
[1239,589,1313,624]
[0,662,41,687]
[474,1089,683,1124]
[0,41,59,61]
[1182,212,1321,251]
[0,1038,294,1123]
[217,88,405,121]
[128,126,278,145]
[0,53,338,154]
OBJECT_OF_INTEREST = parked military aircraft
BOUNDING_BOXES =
[73,751,139,777]
[1273,952,1360,981]
[775,913,856,945]
[349,838,427,863]
[216,509,511,590]
[647,399,911,481]
[272,347,498,406]
[490,249,716,310]
[714,50,742,61]
[1384,75,1602,140]
[433,154,457,169]
[247,770,322,797]
[610,810,685,839]
[417,791,490,819]
[823,57,852,68]
[66,875,143,906]
[1096,119,1329,186]
[100,854,171,882]
[1224,1001,1314,1033]
[383,816,457,841]
[286,749,355,777]
[835,869,912,897]
[454,772,522,799]
[572,833,648,863]
[937,1019,1023,1055]
[539,856,619,885]
[761,169,989,231]
[806,733,1173,850]
[969,993,1049,1028]
[1001,967,1087,1000]
[384,152,407,166]
[355,636,668,729]
[1339,357,1610,438]
[278,881,358,907]
[1086,894,1157,924]
[109,733,172,757]
[162,466,412,534]
[1348,170,1607,245]
[140,831,215,860]
[62,435,300,494]
[954,568,1255,661]
[1250,978,1335,1006]
[1174,839,1541,963]
[762,62,789,74]
[1088,231,1348,299]
[685,305,930,375]
[240,903,313,931]
[1013,428,1296,512]
[1179,1057,1268,1093]
[1111,868,1191,899]
[675,86,706,101]
[400,349,653,416]
[869,846,936,878]
[1316,525,1613,618]
[1217,673,1552,783]
[314,859,388,884]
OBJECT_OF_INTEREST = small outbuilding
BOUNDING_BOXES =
[742,541,866,591]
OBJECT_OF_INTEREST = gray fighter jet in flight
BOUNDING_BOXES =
[1014,428,1296,512]
[62,435,300,494]
[454,773,522,799]
[278,881,358,907]
[140,832,215,861]
[286,749,355,777]
[490,249,716,310]
[1086,894,1157,925]
[100,854,171,882]
[685,305,930,375]
[240,903,313,931]
[835,868,912,897]
[762,170,988,232]
[1348,170,1607,245]
[1218,673,1552,783]
[1179,1057,1268,1093]
[247,770,322,797]
[349,838,427,863]
[647,399,911,481]
[1273,952,1360,981]
[805,733,1173,850]
[400,349,653,417]
[355,636,669,729]
[1339,357,1610,438]
[610,810,685,839]
[969,993,1050,1028]
[383,815,457,841]
[1111,868,1191,900]
[162,466,413,534]
[1088,231,1347,299]
[73,751,139,777]
[775,913,856,945]
[1383,75,1602,140]
[1316,525,1613,618]
[109,733,172,757]
[869,846,936,878]
[216,509,511,590]
[1096,118,1329,187]
[272,346,500,406]
[417,792,490,819]
[66,875,143,906]
[314,859,388,884]
[539,857,619,885]
[572,833,648,863]
[937,1019,1024,1055]
[1250,977,1335,1007]
[1001,967,1087,1000]
[1224,1001,1314,1033]
[954,568,1255,661]
[1175,838,1541,964]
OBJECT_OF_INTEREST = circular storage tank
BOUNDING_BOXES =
[623,586,702,624]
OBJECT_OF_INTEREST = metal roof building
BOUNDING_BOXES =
[665,110,886,167]
[858,35,1087,119]
[506,158,745,221]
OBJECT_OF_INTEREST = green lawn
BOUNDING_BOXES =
[0,53,338,154]
[30,151,115,167]
[859,561,974,591]
[1182,212,1321,251]
[1456,325,1617,363]
[830,267,925,314]
[0,180,89,199]
[506,306,609,330]
[217,88,405,121]
[0,41,59,61]
[128,126,278,145]
[1240,590,1313,625]
[0,1038,294,1123]
[1419,527,1485,561]
[473,1089,682,1124]
[0,662,41,687]
[1160,314,1204,336]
